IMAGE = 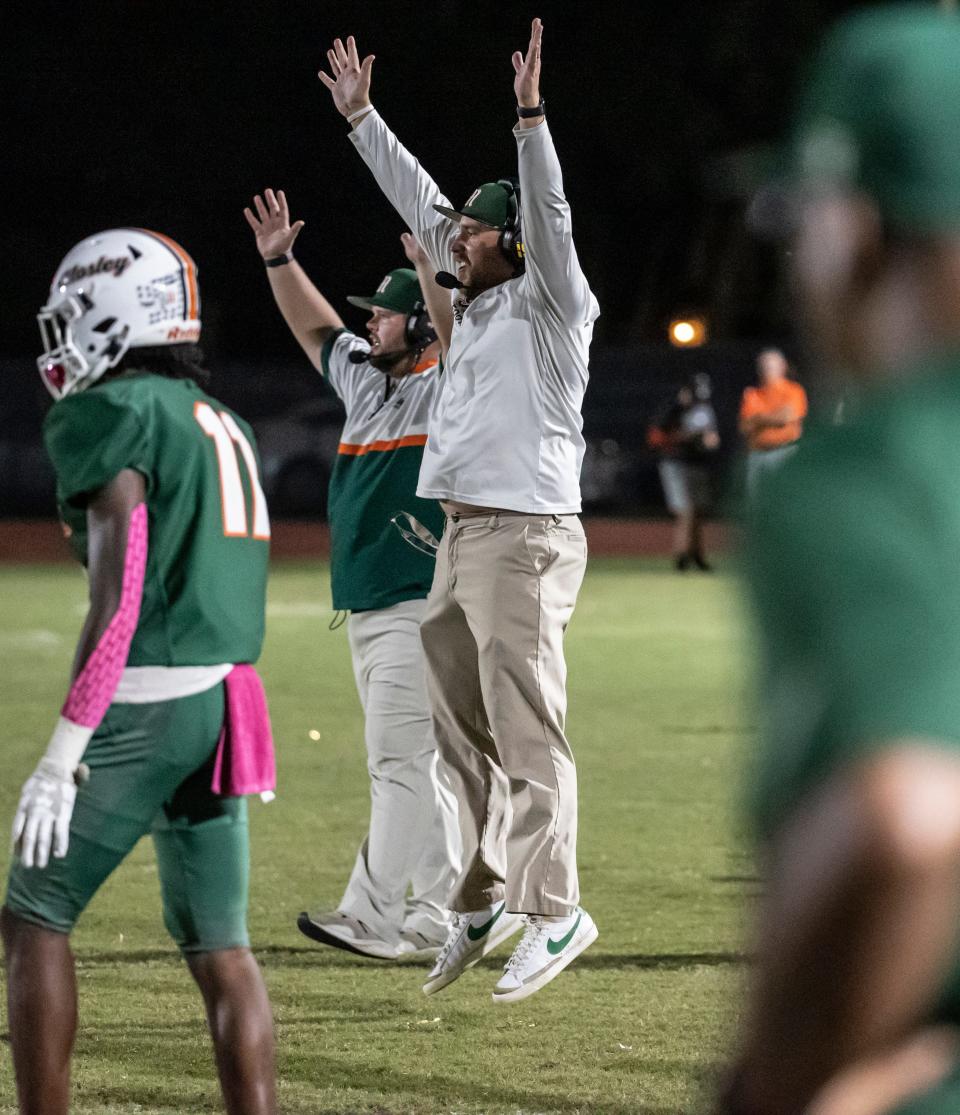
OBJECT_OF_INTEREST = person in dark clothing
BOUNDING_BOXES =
[647,374,720,570]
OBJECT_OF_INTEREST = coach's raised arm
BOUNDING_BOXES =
[318,21,596,335]
[319,34,455,275]
[509,19,595,327]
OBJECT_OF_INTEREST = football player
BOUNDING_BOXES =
[2,229,276,1115]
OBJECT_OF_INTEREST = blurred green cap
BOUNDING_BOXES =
[794,4,960,230]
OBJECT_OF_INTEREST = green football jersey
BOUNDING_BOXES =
[745,355,960,1025]
[44,372,269,666]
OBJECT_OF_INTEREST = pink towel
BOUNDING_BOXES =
[211,665,276,796]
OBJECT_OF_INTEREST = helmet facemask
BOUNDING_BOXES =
[37,286,131,400]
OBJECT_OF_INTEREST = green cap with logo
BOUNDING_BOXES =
[346,268,424,314]
[434,181,519,230]
[793,4,960,231]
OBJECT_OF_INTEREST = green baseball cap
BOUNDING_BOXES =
[792,4,960,231]
[434,181,518,229]
[346,268,423,314]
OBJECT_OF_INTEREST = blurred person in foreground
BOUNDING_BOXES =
[2,230,276,1114]
[719,7,960,1115]
[647,374,720,571]
[739,347,807,501]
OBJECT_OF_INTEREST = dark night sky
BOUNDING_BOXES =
[5,0,878,366]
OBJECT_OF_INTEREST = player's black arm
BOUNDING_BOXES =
[70,468,147,682]
[721,744,960,1115]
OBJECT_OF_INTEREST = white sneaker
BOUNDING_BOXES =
[492,906,598,1004]
[398,928,446,961]
[422,902,524,995]
[296,909,404,960]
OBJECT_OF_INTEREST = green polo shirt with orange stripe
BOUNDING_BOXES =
[321,328,444,612]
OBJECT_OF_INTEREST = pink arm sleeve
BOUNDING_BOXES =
[61,502,148,728]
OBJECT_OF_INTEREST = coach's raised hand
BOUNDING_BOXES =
[243,189,305,259]
[513,17,544,125]
[319,35,375,123]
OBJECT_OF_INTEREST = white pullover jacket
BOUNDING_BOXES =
[349,112,600,514]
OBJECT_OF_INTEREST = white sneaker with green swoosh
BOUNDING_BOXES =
[422,902,524,995]
[492,907,598,1003]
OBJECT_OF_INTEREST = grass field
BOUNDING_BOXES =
[0,557,756,1114]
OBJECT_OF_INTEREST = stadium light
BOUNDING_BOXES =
[668,315,708,348]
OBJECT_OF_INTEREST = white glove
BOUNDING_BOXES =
[12,716,92,869]
[12,758,78,869]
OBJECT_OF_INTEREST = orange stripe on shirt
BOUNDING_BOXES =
[338,434,428,457]
[139,228,200,321]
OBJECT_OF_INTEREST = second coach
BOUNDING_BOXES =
[320,18,600,1003]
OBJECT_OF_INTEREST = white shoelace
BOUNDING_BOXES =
[504,916,550,971]
[434,913,469,967]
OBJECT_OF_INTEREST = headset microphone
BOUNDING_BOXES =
[435,271,462,290]
[348,345,414,368]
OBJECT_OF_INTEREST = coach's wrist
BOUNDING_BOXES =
[264,252,294,268]
[346,103,374,124]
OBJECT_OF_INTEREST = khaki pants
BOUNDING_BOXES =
[419,512,587,916]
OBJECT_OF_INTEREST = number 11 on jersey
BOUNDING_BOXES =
[194,401,271,540]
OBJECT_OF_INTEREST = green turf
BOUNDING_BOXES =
[0,558,755,1114]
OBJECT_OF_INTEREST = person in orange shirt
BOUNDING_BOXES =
[739,348,808,499]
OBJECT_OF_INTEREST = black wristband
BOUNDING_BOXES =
[264,253,293,269]
[516,100,545,119]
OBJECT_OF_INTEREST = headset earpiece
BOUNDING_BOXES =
[404,300,437,352]
[494,178,525,268]
[499,229,526,265]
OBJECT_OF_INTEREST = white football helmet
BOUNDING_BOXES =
[37,228,202,400]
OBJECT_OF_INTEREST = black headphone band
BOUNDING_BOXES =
[494,177,521,230]
[493,179,525,267]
